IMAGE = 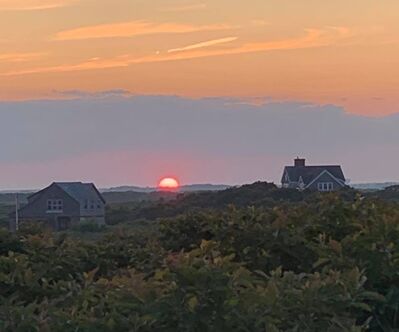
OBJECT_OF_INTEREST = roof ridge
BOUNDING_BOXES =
[55,182,106,204]
[283,164,346,184]
[286,165,342,168]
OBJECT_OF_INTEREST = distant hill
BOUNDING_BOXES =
[352,182,399,191]
[102,184,231,193]
[0,193,30,206]
[105,182,311,224]
[102,186,155,193]
[101,184,231,204]
[102,191,178,204]
[366,184,399,201]
[170,182,304,210]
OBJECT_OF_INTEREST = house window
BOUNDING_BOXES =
[47,199,63,212]
[97,200,101,209]
[318,182,334,192]
[90,200,95,210]
[84,199,88,209]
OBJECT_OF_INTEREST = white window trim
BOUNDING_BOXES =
[318,182,334,192]
[47,199,64,213]
[305,170,345,190]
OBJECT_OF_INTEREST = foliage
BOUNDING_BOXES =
[105,182,308,224]
[368,185,399,202]
[71,220,107,233]
[0,204,13,229]
[0,187,399,331]
[102,190,177,204]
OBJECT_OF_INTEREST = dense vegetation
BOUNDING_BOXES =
[368,185,399,202]
[0,205,13,229]
[0,183,398,331]
[105,183,308,225]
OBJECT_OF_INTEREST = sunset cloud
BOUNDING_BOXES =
[1,56,130,76]
[0,52,44,62]
[0,0,77,11]
[0,0,397,118]
[160,3,207,12]
[250,19,270,27]
[168,36,238,53]
[1,27,352,76]
[54,21,232,41]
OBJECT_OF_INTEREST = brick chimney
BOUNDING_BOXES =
[294,158,306,167]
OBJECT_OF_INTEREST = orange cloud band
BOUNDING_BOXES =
[54,21,233,41]
[2,27,351,76]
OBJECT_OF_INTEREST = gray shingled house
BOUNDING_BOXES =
[281,158,346,191]
[18,182,106,230]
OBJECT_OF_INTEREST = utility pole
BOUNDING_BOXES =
[15,193,19,231]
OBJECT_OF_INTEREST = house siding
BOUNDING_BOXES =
[306,172,343,191]
[77,185,105,225]
[18,184,81,229]
[281,169,294,188]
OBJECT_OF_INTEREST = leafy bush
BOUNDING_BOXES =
[0,191,398,331]
[72,220,107,233]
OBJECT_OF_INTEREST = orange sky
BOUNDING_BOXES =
[1,0,399,115]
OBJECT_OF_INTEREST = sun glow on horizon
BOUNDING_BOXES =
[158,177,180,191]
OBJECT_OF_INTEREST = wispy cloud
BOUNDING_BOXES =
[135,27,351,63]
[2,27,351,76]
[0,52,44,62]
[54,89,132,98]
[250,19,270,27]
[54,21,232,41]
[0,0,77,11]
[0,57,125,76]
[160,3,207,12]
[168,36,238,53]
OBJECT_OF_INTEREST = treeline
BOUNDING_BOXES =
[1,192,398,331]
[105,182,357,225]
[367,185,399,202]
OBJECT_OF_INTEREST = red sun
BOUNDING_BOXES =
[158,177,180,191]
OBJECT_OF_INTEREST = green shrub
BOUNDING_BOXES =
[0,192,398,331]
[72,220,107,233]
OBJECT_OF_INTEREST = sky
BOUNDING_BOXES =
[0,0,399,189]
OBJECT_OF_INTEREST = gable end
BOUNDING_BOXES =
[305,170,345,190]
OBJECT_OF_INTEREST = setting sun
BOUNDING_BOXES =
[158,177,180,191]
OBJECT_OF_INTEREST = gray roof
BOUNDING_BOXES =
[55,182,105,204]
[27,182,105,204]
[283,165,345,185]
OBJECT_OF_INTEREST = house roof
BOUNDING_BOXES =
[55,182,106,204]
[283,165,345,185]
[27,182,106,204]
